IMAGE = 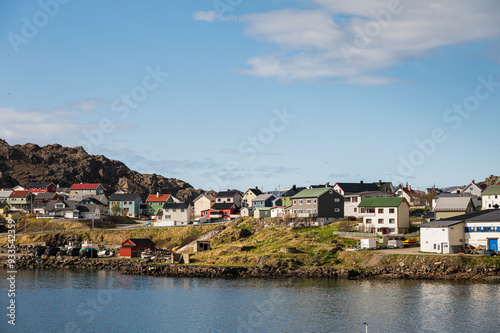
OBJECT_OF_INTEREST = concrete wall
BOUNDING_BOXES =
[464,222,500,248]
[482,195,500,209]
[194,196,213,217]
[420,223,464,253]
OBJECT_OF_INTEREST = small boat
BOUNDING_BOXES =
[141,249,154,259]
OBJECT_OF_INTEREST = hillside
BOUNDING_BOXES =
[0,139,202,202]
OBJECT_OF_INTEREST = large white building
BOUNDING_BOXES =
[420,210,500,254]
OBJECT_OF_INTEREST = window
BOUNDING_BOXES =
[314,199,317,204]
[334,208,340,212]
[293,200,297,205]
[389,228,395,233]
[360,208,365,213]
[306,199,311,204]
[181,208,184,212]
[313,209,317,213]
[299,200,303,204]
[345,197,351,202]
[352,197,358,203]
[378,219,384,224]
[354,208,357,212]
[389,208,395,213]
[366,219,372,224]
[165,209,169,212]
[307,209,312,213]
[367,208,375,213]
[433,244,436,249]
[389,219,395,224]
[165,215,171,219]
[378,208,384,213]
[334,198,340,202]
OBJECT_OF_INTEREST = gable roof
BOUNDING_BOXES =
[193,193,215,202]
[109,193,141,202]
[358,197,405,208]
[215,190,241,198]
[9,190,31,198]
[252,193,276,202]
[146,194,171,202]
[282,186,306,197]
[245,188,262,196]
[482,185,500,196]
[434,197,473,211]
[122,238,156,246]
[163,202,190,209]
[292,188,331,199]
[70,183,101,190]
[34,192,59,200]
[335,182,380,194]
[211,202,237,210]
[0,190,13,197]
[426,209,500,224]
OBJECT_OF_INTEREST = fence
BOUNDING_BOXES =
[332,231,378,238]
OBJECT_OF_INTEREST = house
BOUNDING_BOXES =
[431,193,481,211]
[434,197,475,220]
[69,183,105,201]
[79,197,104,213]
[28,182,56,194]
[12,185,27,191]
[333,181,381,196]
[214,190,243,208]
[254,207,271,219]
[270,206,286,218]
[35,199,80,219]
[461,180,487,197]
[395,184,425,207]
[240,206,254,217]
[78,204,101,220]
[343,190,392,218]
[420,209,500,254]
[109,193,142,217]
[281,185,306,207]
[0,190,13,202]
[84,193,109,206]
[7,191,34,211]
[289,187,344,225]
[145,193,181,217]
[242,187,262,208]
[34,192,60,202]
[375,181,395,194]
[193,193,215,217]
[0,201,22,221]
[252,193,277,208]
[194,240,211,252]
[482,185,500,210]
[120,238,156,258]
[358,197,410,235]
[201,202,239,220]
[159,202,193,226]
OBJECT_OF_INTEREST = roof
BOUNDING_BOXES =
[0,190,13,197]
[252,193,276,202]
[146,194,171,202]
[211,202,237,210]
[79,197,104,205]
[420,220,464,228]
[282,186,306,197]
[292,187,330,199]
[482,185,500,196]
[34,192,58,200]
[335,182,380,194]
[109,193,141,202]
[434,197,473,211]
[70,183,101,190]
[424,209,500,226]
[254,207,271,211]
[0,201,9,209]
[163,202,190,209]
[433,193,475,199]
[9,190,31,198]
[358,197,404,208]
[245,188,262,196]
[29,182,54,188]
[193,193,215,202]
[270,206,285,210]
[123,238,156,246]
[215,190,241,198]
[78,204,100,213]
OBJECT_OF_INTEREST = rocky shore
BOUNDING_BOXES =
[5,255,500,281]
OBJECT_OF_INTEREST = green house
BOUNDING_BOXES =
[146,193,176,216]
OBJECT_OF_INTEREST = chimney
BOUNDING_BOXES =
[379,180,382,185]
[255,186,258,190]
[292,185,296,190]
[227,189,230,191]
[360,181,364,184]
[156,192,159,197]
[326,182,330,187]
[472,180,475,183]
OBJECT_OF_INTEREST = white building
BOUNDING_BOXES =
[159,203,192,226]
[344,191,392,217]
[421,210,500,254]
[482,185,500,210]
[358,197,410,235]
[270,206,286,218]
[193,193,215,217]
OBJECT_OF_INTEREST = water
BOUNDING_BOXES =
[1,269,499,333]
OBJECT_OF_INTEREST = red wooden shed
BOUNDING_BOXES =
[120,238,156,258]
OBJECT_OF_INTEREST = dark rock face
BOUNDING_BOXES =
[0,139,202,201]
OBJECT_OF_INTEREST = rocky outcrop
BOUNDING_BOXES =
[0,139,202,202]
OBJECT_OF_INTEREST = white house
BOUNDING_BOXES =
[242,187,262,208]
[421,210,500,254]
[214,190,243,208]
[193,193,215,217]
[270,206,286,218]
[482,185,500,210]
[461,181,486,197]
[240,206,254,217]
[358,197,410,235]
[159,203,192,226]
[344,191,392,217]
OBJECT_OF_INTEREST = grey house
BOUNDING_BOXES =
[289,187,344,225]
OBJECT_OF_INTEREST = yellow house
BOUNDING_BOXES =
[0,201,22,221]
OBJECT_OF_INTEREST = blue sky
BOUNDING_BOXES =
[1,0,499,192]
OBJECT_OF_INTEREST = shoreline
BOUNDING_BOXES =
[4,255,500,282]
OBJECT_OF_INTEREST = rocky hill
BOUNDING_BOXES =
[0,139,202,202]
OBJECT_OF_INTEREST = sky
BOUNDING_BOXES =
[0,0,499,192]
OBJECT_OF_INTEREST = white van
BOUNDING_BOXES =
[193,217,208,225]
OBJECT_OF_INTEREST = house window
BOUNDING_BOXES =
[293,200,297,205]
[306,199,311,204]
[366,219,372,224]
[367,208,375,213]
[299,200,303,204]
[165,209,169,212]
[307,209,312,214]
[217,199,221,202]
[378,219,384,224]
[313,199,317,204]
[313,209,317,213]
[389,208,395,213]
[354,208,357,212]
[389,228,395,233]
[181,208,184,212]
[389,219,395,224]
[378,208,384,213]
[334,208,340,212]
[334,198,340,202]
[173,209,176,212]
[165,215,171,219]
[352,197,358,203]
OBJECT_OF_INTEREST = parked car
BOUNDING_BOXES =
[345,216,357,221]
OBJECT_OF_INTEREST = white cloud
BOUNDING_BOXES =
[193,11,218,22]
[234,0,500,84]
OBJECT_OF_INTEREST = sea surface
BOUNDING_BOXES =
[1,269,499,333]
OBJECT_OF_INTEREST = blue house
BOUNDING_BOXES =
[252,193,280,208]
[109,193,143,217]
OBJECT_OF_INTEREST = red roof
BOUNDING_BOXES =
[70,183,101,190]
[10,190,31,197]
[146,194,171,202]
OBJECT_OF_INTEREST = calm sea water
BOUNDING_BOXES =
[1,269,499,333]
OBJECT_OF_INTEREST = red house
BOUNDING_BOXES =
[201,203,239,219]
[29,182,56,194]
[120,239,156,258]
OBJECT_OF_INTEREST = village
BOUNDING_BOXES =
[1,178,500,259]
